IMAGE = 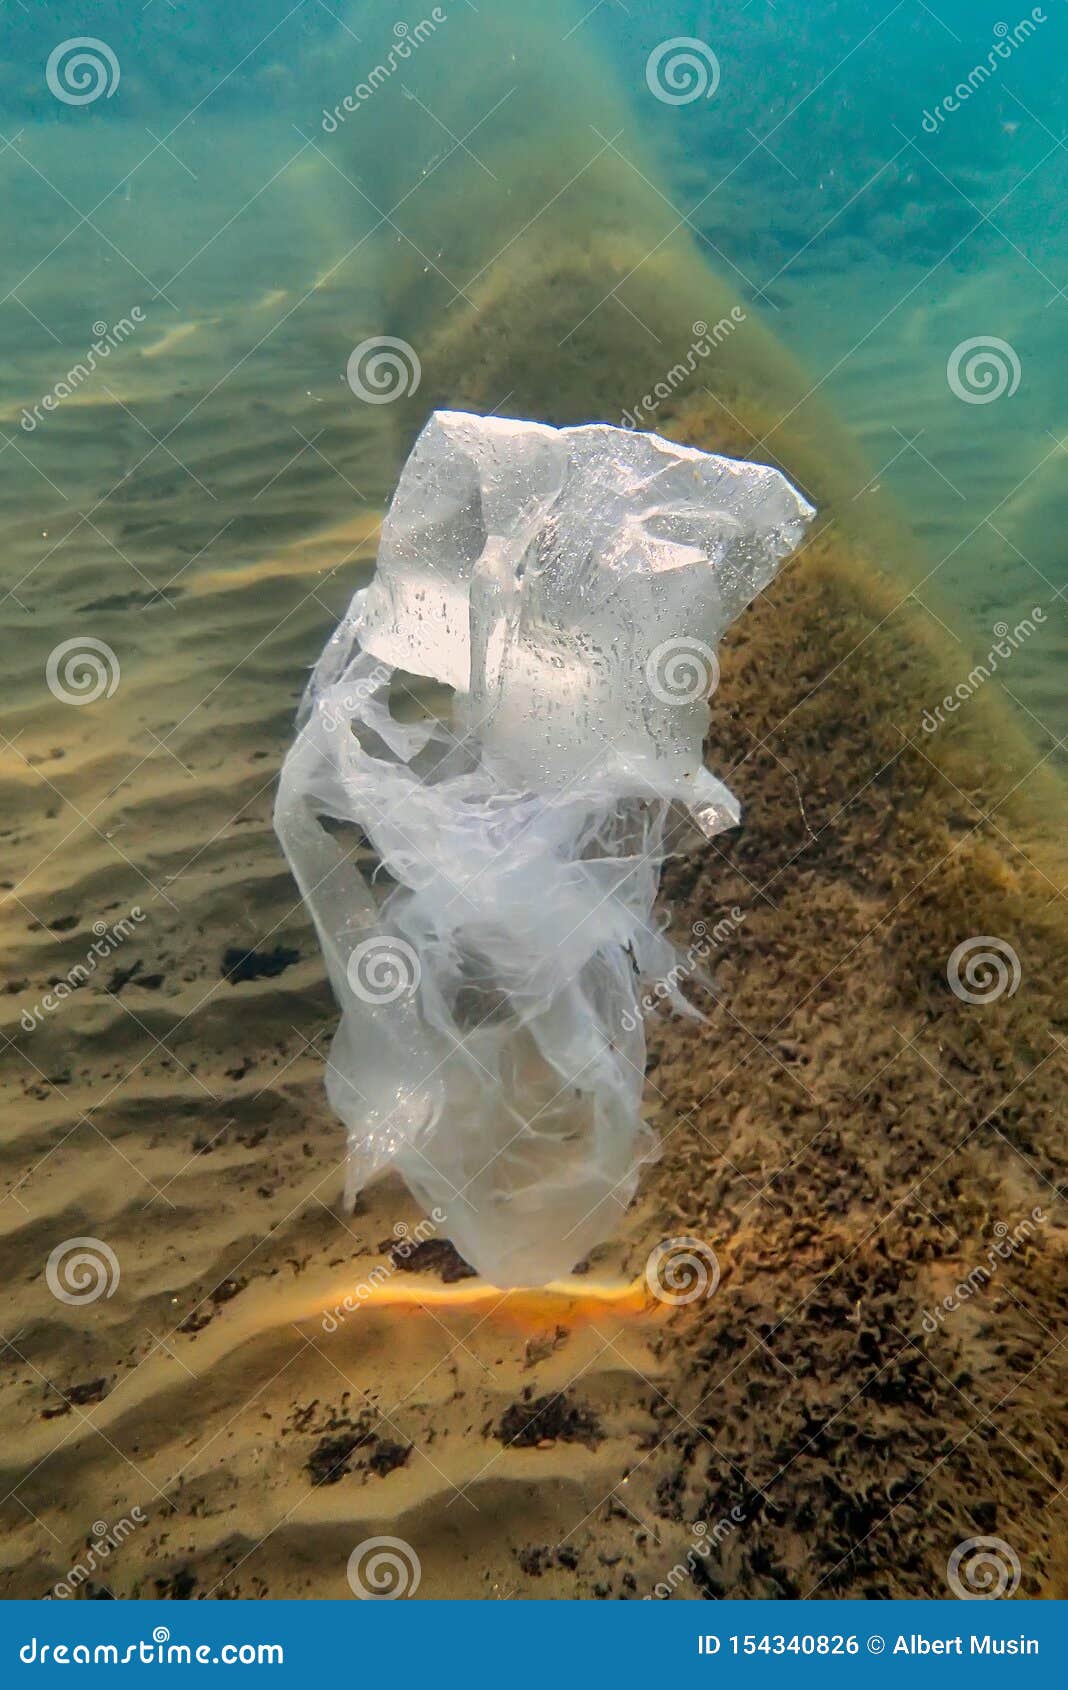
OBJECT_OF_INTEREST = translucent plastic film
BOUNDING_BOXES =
[275,412,814,1284]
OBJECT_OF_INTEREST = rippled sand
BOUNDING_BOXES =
[1,0,1065,1602]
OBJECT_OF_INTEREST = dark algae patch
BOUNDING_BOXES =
[298,1404,412,1486]
[384,1236,477,1282]
[221,945,300,984]
[495,1390,602,1449]
[305,1427,375,1486]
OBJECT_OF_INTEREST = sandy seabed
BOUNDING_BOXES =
[1,1,1066,1603]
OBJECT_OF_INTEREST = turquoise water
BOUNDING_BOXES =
[1,0,1064,745]
[627,0,1067,744]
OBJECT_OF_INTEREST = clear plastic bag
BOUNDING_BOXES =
[275,413,813,1284]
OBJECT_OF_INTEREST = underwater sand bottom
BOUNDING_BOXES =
[1,516,1065,1599]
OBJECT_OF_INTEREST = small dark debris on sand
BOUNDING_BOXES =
[366,1439,411,1477]
[306,1427,375,1485]
[221,945,299,985]
[210,1278,246,1306]
[516,1545,581,1576]
[494,1389,602,1448]
[383,1236,477,1282]
[154,1567,197,1600]
[177,1310,212,1335]
[303,1405,411,1485]
[41,1377,109,1419]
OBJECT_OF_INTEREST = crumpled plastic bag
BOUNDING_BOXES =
[275,412,813,1284]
